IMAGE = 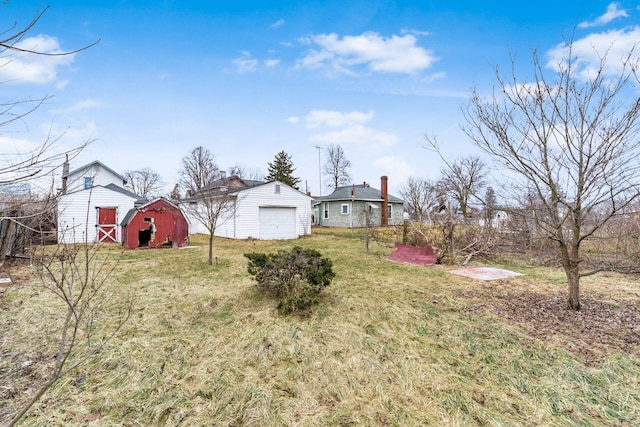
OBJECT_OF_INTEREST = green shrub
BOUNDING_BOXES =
[245,247,335,314]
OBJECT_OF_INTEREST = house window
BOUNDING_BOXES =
[387,205,392,219]
[84,177,93,189]
[275,184,280,194]
[341,204,349,215]
[324,202,329,219]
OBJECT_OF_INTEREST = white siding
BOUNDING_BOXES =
[57,186,137,244]
[181,200,236,236]
[185,182,312,240]
[230,182,312,239]
[66,164,124,193]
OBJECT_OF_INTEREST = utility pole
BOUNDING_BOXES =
[314,144,322,196]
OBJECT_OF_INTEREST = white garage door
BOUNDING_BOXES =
[258,207,297,240]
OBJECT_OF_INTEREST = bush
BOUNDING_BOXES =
[245,247,335,314]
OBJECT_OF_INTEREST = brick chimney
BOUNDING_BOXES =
[381,176,388,226]
[61,154,69,194]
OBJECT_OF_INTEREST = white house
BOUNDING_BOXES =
[57,161,146,244]
[181,176,313,240]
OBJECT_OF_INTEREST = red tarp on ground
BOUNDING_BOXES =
[388,243,437,265]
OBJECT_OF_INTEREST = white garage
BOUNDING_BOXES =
[259,207,297,240]
[181,178,313,240]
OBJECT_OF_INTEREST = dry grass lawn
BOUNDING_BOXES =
[1,228,639,426]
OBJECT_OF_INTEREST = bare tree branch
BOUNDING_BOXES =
[462,39,640,310]
[323,144,351,192]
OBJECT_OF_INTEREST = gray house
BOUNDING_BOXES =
[314,176,404,228]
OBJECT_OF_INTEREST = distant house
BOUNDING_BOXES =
[314,176,405,228]
[121,198,189,248]
[180,175,313,240]
[57,161,146,244]
[478,210,510,229]
[0,183,31,212]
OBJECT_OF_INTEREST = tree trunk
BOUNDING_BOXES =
[0,218,18,268]
[567,271,580,311]
[208,233,214,266]
[560,243,581,311]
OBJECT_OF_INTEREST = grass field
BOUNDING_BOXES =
[1,228,639,426]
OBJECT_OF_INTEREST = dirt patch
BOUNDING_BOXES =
[461,283,640,365]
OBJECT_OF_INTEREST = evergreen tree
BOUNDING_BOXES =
[483,186,496,226]
[266,151,301,189]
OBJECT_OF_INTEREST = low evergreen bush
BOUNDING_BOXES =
[245,247,335,314]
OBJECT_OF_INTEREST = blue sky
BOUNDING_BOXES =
[1,1,638,196]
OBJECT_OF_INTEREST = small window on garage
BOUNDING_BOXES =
[341,204,349,215]
[324,202,329,219]
[275,184,280,194]
[84,177,93,189]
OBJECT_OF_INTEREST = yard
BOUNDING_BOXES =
[1,228,639,426]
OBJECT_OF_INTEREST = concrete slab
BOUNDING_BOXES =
[450,267,524,281]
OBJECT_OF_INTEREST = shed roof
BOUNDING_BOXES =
[104,183,147,205]
[120,197,185,226]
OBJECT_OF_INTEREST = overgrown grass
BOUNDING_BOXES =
[1,228,639,426]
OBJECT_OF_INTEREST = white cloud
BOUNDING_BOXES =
[297,31,438,75]
[55,80,70,90]
[0,35,75,84]
[42,120,98,149]
[271,19,286,29]
[400,28,432,37]
[232,51,258,73]
[264,59,281,67]
[371,155,415,188]
[304,109,375,128]
[578,2,628,28]
[0,136,40,155]
[421,71,447,83]
[50,99,102,114]
[547,26,640,79]
[309,124,397,148]
[286,116,300,124]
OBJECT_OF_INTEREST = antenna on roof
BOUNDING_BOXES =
[314,144,322,197]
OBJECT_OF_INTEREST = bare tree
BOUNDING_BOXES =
[0,5,98,186]
[169,183,182,201]
[0,6,97,263]
[178,146,219,196]
[323,144,352,191]
[4,236,133,426]
[438,155,487,220]
[463,42,640,311]
[398,177,441,223]
[124,168,163,199]
[0,6,120,425]
[227,163,264,181]
[179,148,234,266]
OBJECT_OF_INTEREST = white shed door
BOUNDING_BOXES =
[258,207,296,240]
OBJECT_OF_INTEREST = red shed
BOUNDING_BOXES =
[121,198,189,249]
